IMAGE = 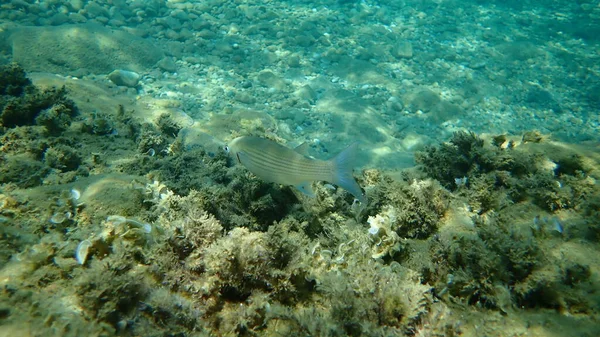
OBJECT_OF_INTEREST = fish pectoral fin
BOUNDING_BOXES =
[236,151,249,164]
[295,182,315,197]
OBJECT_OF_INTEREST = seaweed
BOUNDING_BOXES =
[417,131,498,189]
[429,214,542,311]
[43,144,82,171]
[120,145,299,231]
[156,112,183,137]
[416,131,597,215]
[1,85,78,129]
[76,261,150,332]
[0,63,32,97]
[415,131,539,191]
[0,63,78,131]
[0,153,50,188]
[0,65,84,186]
[368,174,450,240]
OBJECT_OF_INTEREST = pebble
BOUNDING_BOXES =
[394,41,413,59]
[158,57,178,72]
[235,92,256,104]
[108,69,141,88]
[10,0,29,9]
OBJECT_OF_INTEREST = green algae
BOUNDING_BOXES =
[2,125,600,336]
[0,64,599,337]
[0,64,77,130]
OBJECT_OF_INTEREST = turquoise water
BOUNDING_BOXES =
[0,1,599,336]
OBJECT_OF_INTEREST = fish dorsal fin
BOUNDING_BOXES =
[294,142,312,158]
[295,182,315,197]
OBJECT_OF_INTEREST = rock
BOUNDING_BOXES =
[48,13,69,25]
[84,2,109,18]
[234,92,256,104]
[10,0,30,9]
[294,84,317,103]
[287,54,301,68]
[393,41,413,59]
[157,57,177,72]
[69,13,87,23]
[44,145,81,171]
[108,69,140,87]
[171,9,190,21]
[256,70,286,90]
[68,0,84,11]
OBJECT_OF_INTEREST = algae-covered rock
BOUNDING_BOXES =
[367,174,450,240]
[43,144,81,171]
[0,64,78,130]
[0,62,31,96]
[426,214,542,310]
[77,174,146,222]
[0,153,49,188]
[416,131,512,189]
[34,103,75,135]
[1,85,78,129]
[416,131,597,213]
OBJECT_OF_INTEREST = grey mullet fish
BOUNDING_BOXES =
[225,136,367,205]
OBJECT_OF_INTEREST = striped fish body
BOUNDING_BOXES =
[228,136,332,185]
[226,136,366,204]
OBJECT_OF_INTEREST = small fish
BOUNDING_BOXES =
[224,136,367,205]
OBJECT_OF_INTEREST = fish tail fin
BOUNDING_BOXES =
[330,142,367,205]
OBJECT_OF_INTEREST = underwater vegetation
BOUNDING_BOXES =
[416,131,597,214]
[0,64,173,189]
[412,131,600,314]
[0,63,80,187]
[0,68,599,336]
[0,63,78,133]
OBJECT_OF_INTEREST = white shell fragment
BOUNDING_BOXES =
[75,240,92,265]
[70,188,81,200]
[106,215,127,225]
[49,212,67,224]
[368,226,380,236]
[323,184,336,190]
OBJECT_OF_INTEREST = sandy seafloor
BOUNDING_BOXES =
[0,0,599,336]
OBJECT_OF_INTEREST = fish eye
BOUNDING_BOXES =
[223,145,230,153]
